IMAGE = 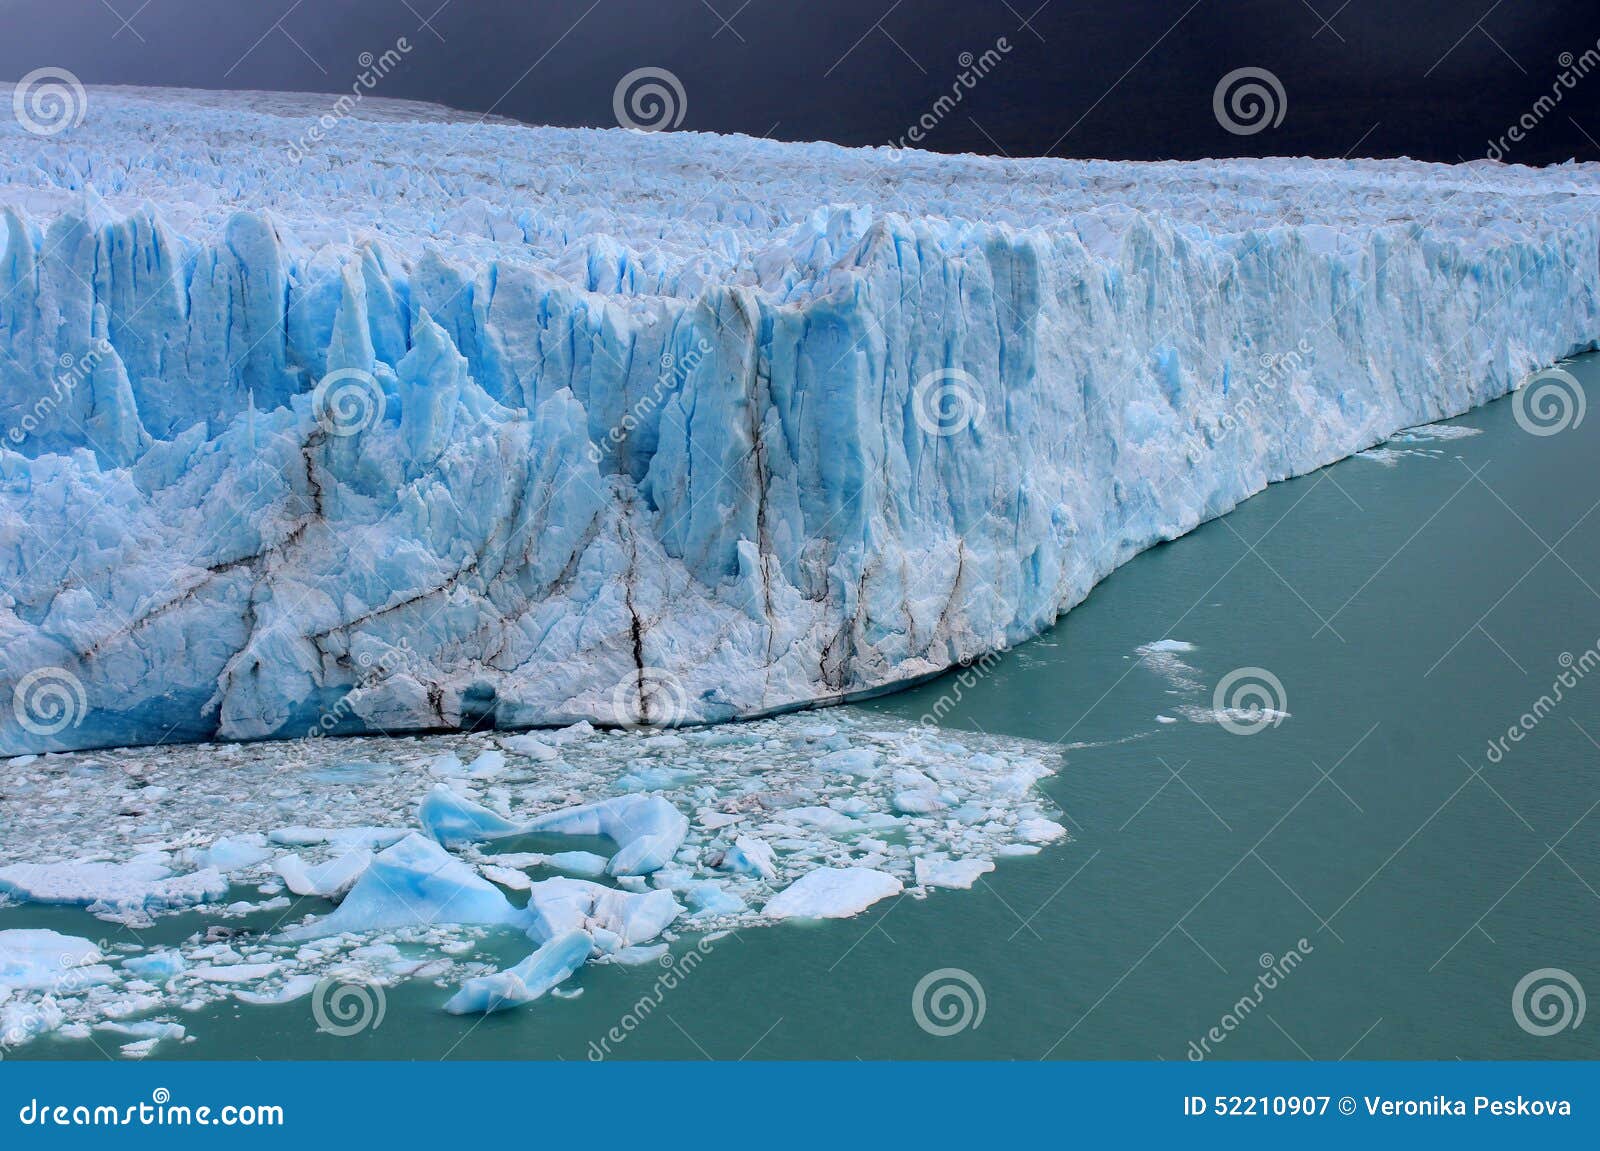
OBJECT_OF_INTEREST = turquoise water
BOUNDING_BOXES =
[8,356,1600,1061]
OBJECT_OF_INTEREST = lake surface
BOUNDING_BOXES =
[9,355,1600,1061]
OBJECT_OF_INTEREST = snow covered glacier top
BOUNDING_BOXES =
[1,84,1597,753]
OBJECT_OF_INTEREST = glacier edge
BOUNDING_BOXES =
[1,86,1598,753]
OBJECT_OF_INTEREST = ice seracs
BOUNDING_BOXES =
[2,85,1597,754]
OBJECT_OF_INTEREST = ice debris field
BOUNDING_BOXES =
[0,713,1064,1055]
[2,85,1598,753]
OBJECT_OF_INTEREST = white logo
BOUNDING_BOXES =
[311,368,386,437]
[1212,667,1288,735]
[1213,67,1286,136]
[912,967,986,1036]
[12,68,87,137]
[312,978,386,1036]
[1512,968,1585,1037]
[613,68,687,132]
[913,368,985,437]
[12,666,87,736]
[1512,367,1585,437]
[611,667,690,728]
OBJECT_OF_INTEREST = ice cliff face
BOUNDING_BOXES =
[2,85,1597,754]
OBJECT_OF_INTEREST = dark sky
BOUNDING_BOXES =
[3,0,1599,164]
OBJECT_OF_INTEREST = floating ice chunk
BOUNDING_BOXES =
[0,929,115,992]
[466,750,507,779]
[273,850,373,898]
[523,877,682,948]
[1016,818,1068,844]
[786,806,861,833]
[542,851,611,877]
[817,748,880,777]
[500,734,558,761]
[282,834,519,940]
[913,856,995,889]
[122,951,186,981]
[606,943,670,966]
[683,881,746,916]
[189,962,282,983]
[523,795,689,876]
[233,974,320,1005]
[427,753,468,778]
[443,930,593,1015]
[0,858,227,915]
[189,835,274,874]
[267,827,409,850]
[479,864,533,891]
[892,791,949,814]
[95,1019,185,1043]
[720,836,776,880]
[417,784,522,847]
[764,867,903,920]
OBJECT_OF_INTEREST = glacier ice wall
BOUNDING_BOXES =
[1,85,1597,753]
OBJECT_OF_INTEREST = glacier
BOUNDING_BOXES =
[2,84,1598,754]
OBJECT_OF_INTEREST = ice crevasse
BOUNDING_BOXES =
[1,85,1597,753]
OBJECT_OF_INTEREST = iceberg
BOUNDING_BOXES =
[443,929,593,1015]
[281,833,519,939]
[523,795,690,876]
[1,85,1596,754]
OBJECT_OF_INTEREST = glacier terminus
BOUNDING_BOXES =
[1,84,1597,755]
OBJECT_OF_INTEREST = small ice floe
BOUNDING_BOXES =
[0,929,115,991]
[1135,638,1202,693]
[444,930,592,1015]
[273,850,373,898]
[764,867,903,919]
[0,858,227,922]
[913,855,995,890]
